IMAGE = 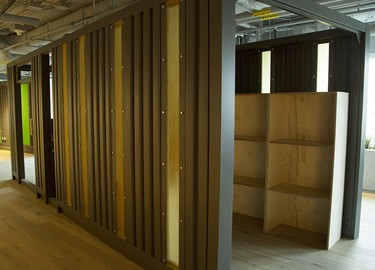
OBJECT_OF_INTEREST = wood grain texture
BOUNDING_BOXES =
[235,94,267,138]
[268,92,336,142]
[0,180,141,270]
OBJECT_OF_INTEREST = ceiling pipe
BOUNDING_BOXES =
[236,0,375,26]
[0,13,39,25]
[1,0,139,52]
[237,4,375,35]
[236,19,315,34]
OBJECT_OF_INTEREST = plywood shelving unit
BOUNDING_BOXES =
[234,92,348,249]
[233,94,267,220]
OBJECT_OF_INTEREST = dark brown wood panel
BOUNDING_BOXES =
[123,15,136,245]
[152,5,162,262]
[143,8,154,256]
[235,50,261,93]
[134,12,145,251]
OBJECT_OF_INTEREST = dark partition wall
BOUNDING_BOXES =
[0,82,10,148]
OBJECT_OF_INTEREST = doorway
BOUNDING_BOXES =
[17,63,36,187]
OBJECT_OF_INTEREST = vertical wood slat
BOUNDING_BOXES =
[110,24,117,234]
[52,49,62,203]
[179,0,186,267]
[67,42,76,209]
[92,30,102,224]
[32,57,41,194]
[57,47,65,204]
[98,28,108,229]
[143,8,154,256]
[79,36,89,217]
[61,45,68,204]
[85,33,96,219]
[184,0,197,268]
[72,40,80,211]
[160,3,168,264]
[114,21,124,238]
[124,16,136,244]
[197,0,209,268]
[74,40,83,213]
[134,12,145,250]
[152,5,162,262]
[104,26,113,232]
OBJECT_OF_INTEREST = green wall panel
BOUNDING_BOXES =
[21,84,30,146]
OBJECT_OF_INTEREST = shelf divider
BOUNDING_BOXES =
[268,183,330,201]
[234,175,265,188]
[235,135,266,142]
[270,139,333,147]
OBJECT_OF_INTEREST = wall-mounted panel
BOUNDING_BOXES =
[50,2,170,269]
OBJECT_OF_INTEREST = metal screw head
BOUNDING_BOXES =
[180,166,183,170]
[180,111,183,115]
[161,110,165,114]
[162,162,165,166]
[180,219,183,223]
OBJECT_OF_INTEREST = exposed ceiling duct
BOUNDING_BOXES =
[235,0,374,39]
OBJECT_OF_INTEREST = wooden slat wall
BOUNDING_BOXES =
[236,40,318,93]
[235,50,261,93]
[271,42,317,92]
[0,82,10,148]
[50,3,169,268]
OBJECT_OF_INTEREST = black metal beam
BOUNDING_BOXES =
[261,0,366,34]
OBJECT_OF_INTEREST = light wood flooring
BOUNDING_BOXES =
[1,148,375,269]
[0,149,12,181]
[232,192,375,270]
[0,180,141,270]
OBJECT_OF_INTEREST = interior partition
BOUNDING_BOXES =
[7,0,235,269]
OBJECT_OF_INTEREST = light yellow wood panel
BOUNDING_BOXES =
[268,93,336,142]
[328,92,348,249]
[62,44,71,206]
[233,184,265,219]
[267,143,333,192]
[114,21,124,239]
[79,36,89,217]
[234,140,266,179]
[166,3,179,267]
[235,94,267,138]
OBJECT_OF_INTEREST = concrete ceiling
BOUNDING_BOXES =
[0,0,374,79]
[0,0,138,78]
[235,0,375,43]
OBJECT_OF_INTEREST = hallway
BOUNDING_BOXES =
[0,180,141,270]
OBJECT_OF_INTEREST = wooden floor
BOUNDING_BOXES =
[0,180,142,270]
[2,147,375,269]
[232,192,375,270]
[0,149,12,181]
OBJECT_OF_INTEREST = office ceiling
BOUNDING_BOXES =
[235,0,375,43]
[0,0,374,78]
[0,0,137,78]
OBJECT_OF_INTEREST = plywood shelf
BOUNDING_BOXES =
[270,139,333,147]
[267,224,327,249]
[268,183,330,201]
[234,92,348,249]
[234,175,265,188]
[235,135,266,142]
